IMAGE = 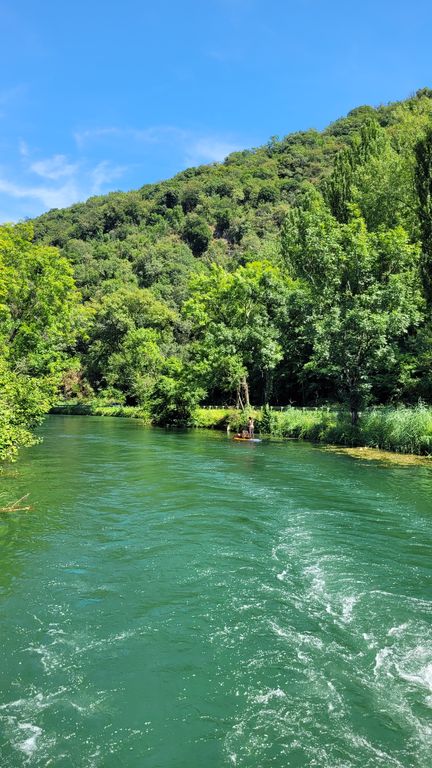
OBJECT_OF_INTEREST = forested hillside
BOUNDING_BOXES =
[2,88,432,457]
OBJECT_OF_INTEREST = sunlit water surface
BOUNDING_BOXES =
[0,416,431,767]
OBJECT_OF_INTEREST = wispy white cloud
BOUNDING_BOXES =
[0,145,127,221]
[74,126,127,147]
[30,153,79,181]
[0,177,81,210]
[74,124,188,148]
[75,124,241,166]
[89,161,125,193]
[0,123,245,222]
[184,137,241,165]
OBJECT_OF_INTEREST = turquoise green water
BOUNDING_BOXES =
[0,416,431,768]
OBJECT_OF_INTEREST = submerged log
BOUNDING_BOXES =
[0,494,32,513]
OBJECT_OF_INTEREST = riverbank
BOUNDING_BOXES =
[50,401,432,456]
[51,401,152,421]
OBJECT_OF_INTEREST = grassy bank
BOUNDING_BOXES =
[50,402,432,456]
[51,400,151,422]
[193,405,432,455]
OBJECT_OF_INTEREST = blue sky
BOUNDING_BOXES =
[0,0,431,222]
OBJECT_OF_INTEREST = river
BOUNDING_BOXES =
[0,415,431,767]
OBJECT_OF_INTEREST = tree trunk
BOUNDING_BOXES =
[350,407,359,426]
[264,371,273,405]
[236,384,243,410]
[241,376,250,408]
[349,389,360,426]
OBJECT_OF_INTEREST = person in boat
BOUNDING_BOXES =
[248,416,255,438]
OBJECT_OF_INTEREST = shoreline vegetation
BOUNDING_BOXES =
[3,91,432,464]
[50,401,432,457]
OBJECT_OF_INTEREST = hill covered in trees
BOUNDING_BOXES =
[2,88,432,457]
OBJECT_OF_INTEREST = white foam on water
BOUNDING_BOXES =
[347,732,405,768]
[374,647,393,676]
[235,602,256,612]
[17,722,42,758]
[0,687,68,714]
[395,646,432,698]
[362,632,377,649]
[398,662,432,690]
[326,680,345,716]
[365,630,432,766]
[253,688,286,704]
[341,595,357,623]
[268,619,289,639]
[304,563,326,595]
[370,589,432,614]
[25,643,61,673]
[0,698,27,711]
[271,541,295,561]
[388,622,409,637]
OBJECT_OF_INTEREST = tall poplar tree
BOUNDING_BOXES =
[415,127,432,301]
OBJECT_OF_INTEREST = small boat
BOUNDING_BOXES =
[233,436,261,443]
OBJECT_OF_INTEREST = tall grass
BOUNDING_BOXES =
[257,406,337,441]
[359,405,432,455]
[253,404,432,454]
[51,401,432,456]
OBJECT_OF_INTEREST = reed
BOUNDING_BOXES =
[359,405,432,455]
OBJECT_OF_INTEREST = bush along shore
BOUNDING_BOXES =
[50,402,432,457]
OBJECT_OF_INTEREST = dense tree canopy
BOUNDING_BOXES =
[2,89,432,452]
[0,224,78,459]
[184,261,291,406]
[283,191,423,421]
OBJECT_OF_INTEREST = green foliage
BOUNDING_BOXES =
[4,89,432,458]
[192,407,236,429]
[0,223,79,459]
[83,286,177,403]
[259,403,279,434]
[358,404,432,454]
[0,359,48,461]
[185,260,292,404]
[149,358,205,426]
[0,223,78,374]
[415,127,432,300]
[182,214,212,256]
[253,407,337,440]
[132,236,198,306]
[282,191,423,422]
[51,399,151,421]
[254,404,432,454]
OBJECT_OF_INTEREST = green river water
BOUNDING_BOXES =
[0,415,431,768]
